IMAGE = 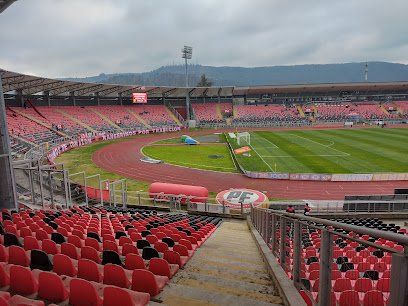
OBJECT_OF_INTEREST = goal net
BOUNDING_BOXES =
[237,132,251,146]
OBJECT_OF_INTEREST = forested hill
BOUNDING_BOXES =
[63,62,408,87]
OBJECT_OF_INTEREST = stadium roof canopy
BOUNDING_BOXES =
[0,0,17,13]
[2,68,408,99]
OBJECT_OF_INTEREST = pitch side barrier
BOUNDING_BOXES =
[46,126,187,164]
[251,206,408,306]
[246,171,408,182]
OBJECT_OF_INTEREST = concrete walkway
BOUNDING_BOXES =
[155,219,283,305]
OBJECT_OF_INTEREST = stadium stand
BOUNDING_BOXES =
[127,105,178,127]
[314,103,352,121]
[0,206,221,305]
[251,206,407,306]
[233,104,305,123]
[395,101,408,118]
[352,102,399,119]
[6,108,61,145]
[56,106,116,132]
[192,103,225,123]
[90,105,145,130]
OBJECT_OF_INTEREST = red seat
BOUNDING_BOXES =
[122,243,138,256]
[42,239,60,255]
[163,250,188,268]
[0,263,10,287]
[69,278,103,306]
[9,265,39,294]
[53,254,78,277]
[185,236,198,250]
[154,241,169,253]
[344,269,360,280]
[36,229,49,241]
[149,258,179,279]
[0,245,9,262]
[85,237,102,251]
[131,269,168,296]
[103,285,150,306]
[77,258,103,282]
[72,229,85,240]
[103,264,131,288]
[67,235,83,248]
[354,278,373,292]
[179,239,195,253]
[8,246,30,267]
[103,240,120,253]
[38,271,70,302]
[57,227,69,237]
[331,270,342,280]
[119,236,133,246]
[173,244,193,260]
[357,262,371,272]
[81,246,102,264]
[170,234,181,243]
[7,295,45,306]
[376,278,390,292]
[146,235,159,245]
[339,290,360,305]
[5,225,19,237]
[363,290,385,306]
[125,253,147,270]
[333,278,352,292]
[20,227,33,238]
[130,233,143,242]
[61,242,80,260]
[24,235,41,251]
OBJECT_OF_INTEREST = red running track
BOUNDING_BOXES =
[92,127,408,200]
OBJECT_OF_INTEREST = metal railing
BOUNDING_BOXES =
[251,206,408,305]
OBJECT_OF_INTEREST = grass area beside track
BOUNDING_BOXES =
[142,145,240,173]
[227,128,408,174]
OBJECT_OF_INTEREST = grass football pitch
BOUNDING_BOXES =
[229,128,408,174]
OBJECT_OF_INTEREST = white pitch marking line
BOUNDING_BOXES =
[289,133,350,156]
[262,154,349,157]
[246,142,275,172]
[252,133,279,149]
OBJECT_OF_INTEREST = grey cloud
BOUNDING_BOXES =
[0,0,407,78]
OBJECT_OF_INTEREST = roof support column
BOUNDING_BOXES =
[44,91,50,106]
[96,93,100,106]
[0,74,18,211]
[70,92,76,106]
[17,89,24,107]
[118,93,122,105]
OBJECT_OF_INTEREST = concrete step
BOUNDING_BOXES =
[157,219,283,305]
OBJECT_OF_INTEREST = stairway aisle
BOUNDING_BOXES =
[156,219,283,306]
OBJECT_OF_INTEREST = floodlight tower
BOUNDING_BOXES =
[182,46,192,121]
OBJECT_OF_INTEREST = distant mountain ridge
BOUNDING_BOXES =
[63,62,408,87]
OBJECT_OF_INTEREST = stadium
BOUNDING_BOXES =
[2,1,408,306]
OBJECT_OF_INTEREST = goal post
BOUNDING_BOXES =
[237,132,251,146]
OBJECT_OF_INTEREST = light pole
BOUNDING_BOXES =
[182,46,192,121]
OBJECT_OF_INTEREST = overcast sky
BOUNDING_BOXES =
[1,0,407,78]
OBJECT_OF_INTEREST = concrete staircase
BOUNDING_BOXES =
[380,105,390,115]
[297,105,305,117]
[56,109,98,133]
[125,107,152,129]
[156,219,283,305]
[232,105,237,119]
[226,118,231,126]
[165,106,183,126]
[14,109,70,138]
[90,108,124,131]
[393,102,403,118]
[216,104,223,120]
